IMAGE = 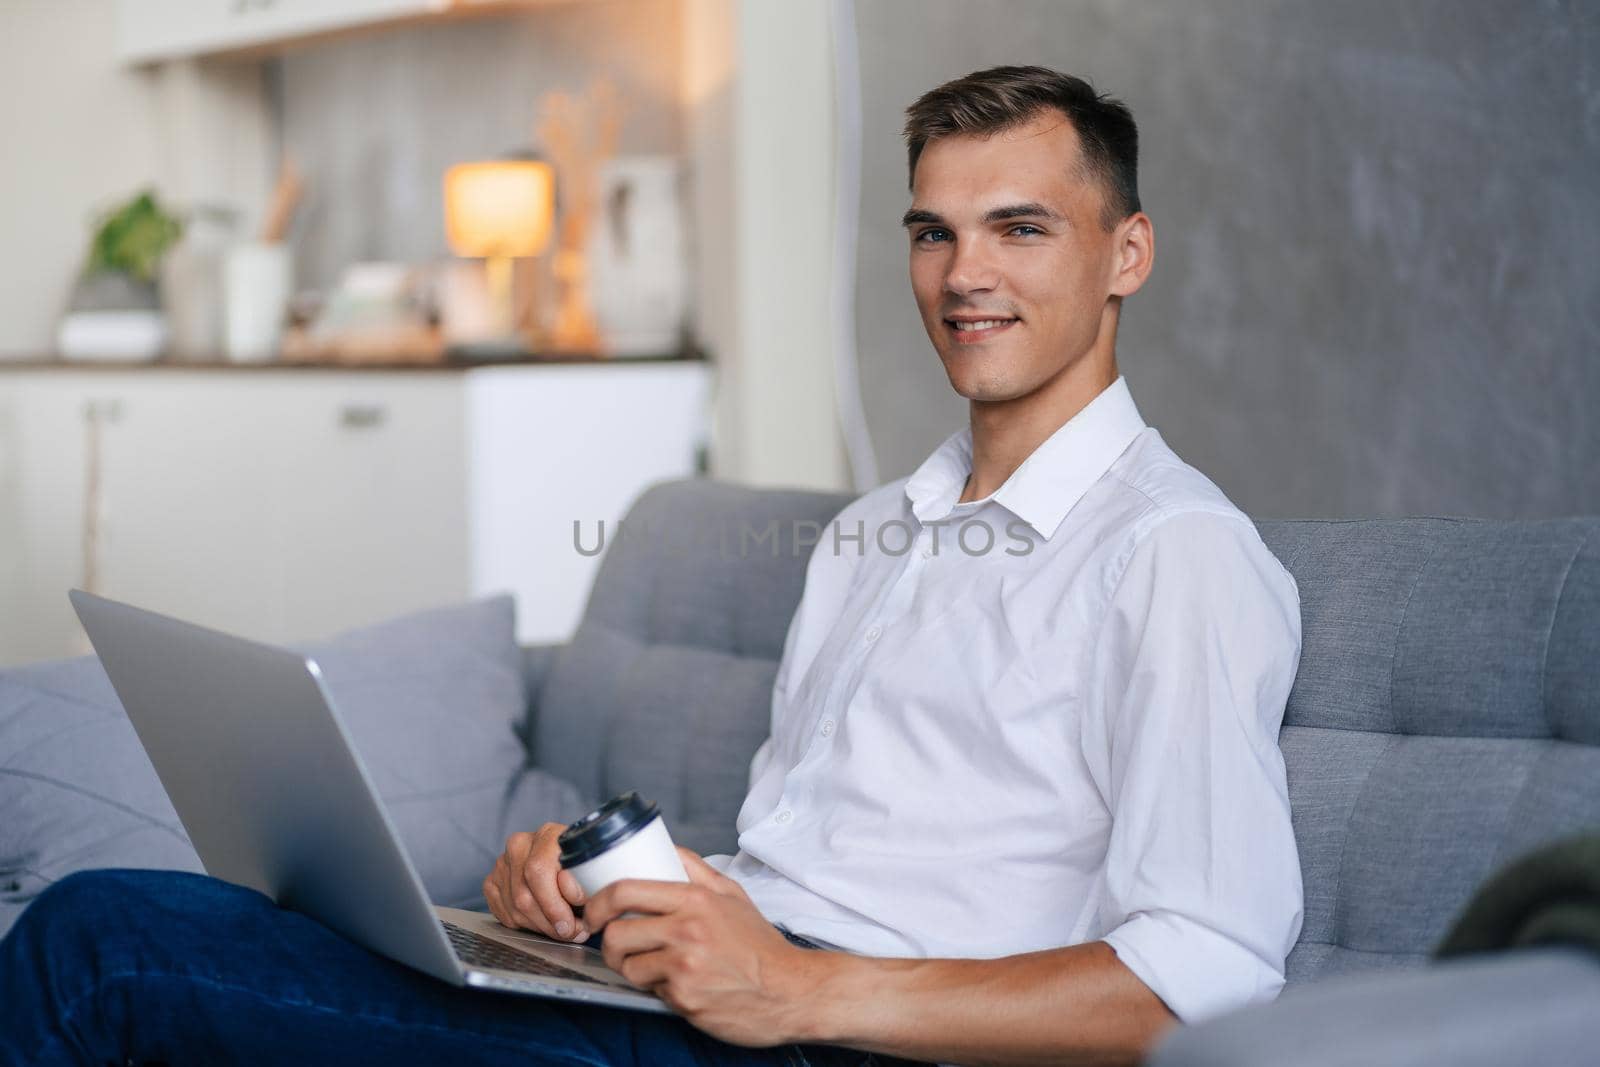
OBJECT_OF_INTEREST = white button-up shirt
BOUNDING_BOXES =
[705,376,1304,1025]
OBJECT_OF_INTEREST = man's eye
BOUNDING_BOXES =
[915,229,950,243]
[1010,225,1042,236]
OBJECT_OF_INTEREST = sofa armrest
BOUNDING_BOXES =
[517,642,563,755]
[1146,946,1600,1067]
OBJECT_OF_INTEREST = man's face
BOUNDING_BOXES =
[904,108,1132,404]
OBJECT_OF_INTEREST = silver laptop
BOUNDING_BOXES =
[69,589,671,1015]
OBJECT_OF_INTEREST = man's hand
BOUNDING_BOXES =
[482,822,590,942]
[583,848,821,1047]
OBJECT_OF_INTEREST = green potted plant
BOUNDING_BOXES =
[57,189,184,361]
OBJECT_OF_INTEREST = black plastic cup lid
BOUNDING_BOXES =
[558,791,661,867]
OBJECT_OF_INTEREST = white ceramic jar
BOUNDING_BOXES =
[223,241,292,362]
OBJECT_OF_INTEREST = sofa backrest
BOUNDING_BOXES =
[532,478,1600,986]
[1258,517,1600,983]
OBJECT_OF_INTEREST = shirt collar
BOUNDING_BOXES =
[903,375,1148,541]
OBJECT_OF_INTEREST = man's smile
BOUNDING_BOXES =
[945,316,1020,342]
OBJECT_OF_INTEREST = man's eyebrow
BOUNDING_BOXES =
[985,202,1067,224]
[899,203,1067,228]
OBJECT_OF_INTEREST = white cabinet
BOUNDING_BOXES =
[0,362,710,666]
[462,361,712,646]
[114,0,543,64]
[85,375,470,647]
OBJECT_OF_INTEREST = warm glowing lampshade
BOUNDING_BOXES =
[443,160,555,259]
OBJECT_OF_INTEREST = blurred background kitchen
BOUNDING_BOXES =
[1,0,1596,667]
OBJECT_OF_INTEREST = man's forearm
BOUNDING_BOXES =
[785,940,1180,1067]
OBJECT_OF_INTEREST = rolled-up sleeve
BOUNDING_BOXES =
[1086,509,1305,1025]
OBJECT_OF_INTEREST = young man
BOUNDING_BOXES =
[0,67,1302,1067]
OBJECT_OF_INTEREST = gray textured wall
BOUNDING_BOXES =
[272,0,684,292]
[854,0,1600,519]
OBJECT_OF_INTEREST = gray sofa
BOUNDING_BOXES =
[525,479,1600,1065]
[5,477,1599,1064]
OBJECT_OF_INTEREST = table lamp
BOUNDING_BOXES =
[443,159,555,353]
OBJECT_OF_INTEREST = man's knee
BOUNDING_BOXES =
[9,868,243,958]
[13,870,129,953]
[0,871,226,1062]
[15,869,143,937]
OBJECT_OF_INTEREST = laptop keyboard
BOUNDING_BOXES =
[442,920,609,985]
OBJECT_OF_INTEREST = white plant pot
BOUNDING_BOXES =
[57,310,168,361]
[58,270,167,361]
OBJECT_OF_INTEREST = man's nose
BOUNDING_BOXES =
[943,236,1000,295]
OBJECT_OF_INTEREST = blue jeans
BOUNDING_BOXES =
[0,869,932,1067]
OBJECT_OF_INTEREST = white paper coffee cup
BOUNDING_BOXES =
[559,792,688,900]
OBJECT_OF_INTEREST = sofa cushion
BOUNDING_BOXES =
[0,652,204,933]
[0,595,590,936]
[1254,518,1600,983]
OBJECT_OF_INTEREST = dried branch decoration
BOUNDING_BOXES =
[536,79,629,352]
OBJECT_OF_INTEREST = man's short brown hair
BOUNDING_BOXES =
[903,65,1141,232]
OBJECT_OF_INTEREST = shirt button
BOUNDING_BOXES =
[820,719,835,737]
[775,809,793,824]
[864,624,882,643]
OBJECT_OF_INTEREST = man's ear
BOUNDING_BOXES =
[1109,211,1155,298]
